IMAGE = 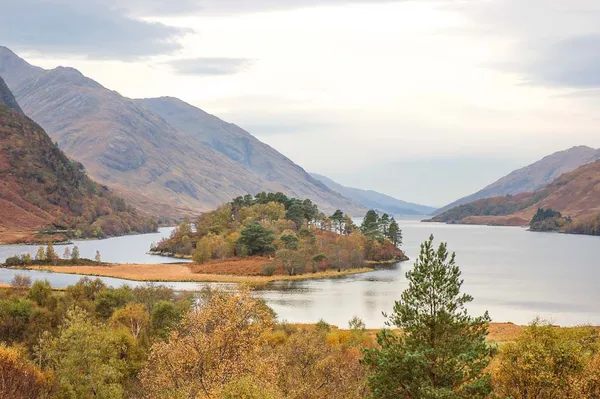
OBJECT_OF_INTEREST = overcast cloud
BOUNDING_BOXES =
[5,0,600,205]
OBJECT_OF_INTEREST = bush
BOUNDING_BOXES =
[11,274,32,289]
[4,256,25,267]
[261,263,277,276]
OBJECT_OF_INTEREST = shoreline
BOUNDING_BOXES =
[21,263,376,284]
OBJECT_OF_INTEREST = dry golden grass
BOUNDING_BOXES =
[29,263,373,284]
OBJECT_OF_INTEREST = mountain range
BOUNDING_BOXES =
[0,46,364,218]
[428,159,600,233]
[0,76,156,244]
[309,173,436,216]
[434,146,600,215]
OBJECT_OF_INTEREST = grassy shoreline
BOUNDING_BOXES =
[21,263,375,284]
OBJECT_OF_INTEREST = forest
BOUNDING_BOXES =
[152,192,407,276]
[2,235,600,398]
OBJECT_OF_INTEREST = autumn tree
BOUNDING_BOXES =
[363,235,493,399]
[140,289,276,398]
[45,242,57,264]
[71,245,80,261]
[0,345,50,399]
[10,274,31,291]
[63,246,71,259]
[35,307,127,398]
[111,303,150,340]
[276,249,306,276]
[494,321,597,399]
[35,246,45,261]
[95,250,102,262]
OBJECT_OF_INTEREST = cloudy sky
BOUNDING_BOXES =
[2,0,600,207]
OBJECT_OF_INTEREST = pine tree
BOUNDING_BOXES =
[387,218,403,248]
[363,235,493,399]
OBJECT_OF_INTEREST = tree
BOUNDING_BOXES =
[276,249,306,276]
[10,274,31,291]
[331,210,345,233]
[45,242,57,264]
[387,217,403,248]
[140,289,276,398]
[63,247,71,259]
[35,307,126,398]
[379,213,391,236]
[27,280,53,307]
[95,250,102,263]
[238,222,276,256]
[151,300,180,340]
[362,235,493,399]
[343,215,356,235]
[361,210,382,241]
[0,345,49,399]
[494,320,595,399]
[111,303,150,340]
[71,245,80,261]
[35,246,45,261]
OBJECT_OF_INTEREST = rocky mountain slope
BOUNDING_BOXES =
[0,46,364,217]
[0,76,156,243]
[434,146,600,215]
[427,160,600,230]
[309,173,436,215]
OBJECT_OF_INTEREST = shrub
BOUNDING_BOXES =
[261,262,277,276]
[4,256,25,267]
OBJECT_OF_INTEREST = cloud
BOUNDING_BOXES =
[521,35,600,88]
[165,57,252,75]
[96,0,398,16]
[452,0,600,89]
[0,0,191,60]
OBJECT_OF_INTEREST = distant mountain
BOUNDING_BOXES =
[0,76,156,244]
[434,146,600,215]
[427,160,600,233]
[0,46,364,217]
[310,173,436,215]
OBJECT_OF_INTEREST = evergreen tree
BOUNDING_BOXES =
[331,210,345,233]
[387,218,403,248]
[379,213,391,236]
[363,235,493,399]
[361,210,382,240]
[238,222,276,255]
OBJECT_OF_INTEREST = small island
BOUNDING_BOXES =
[150,192,407,281]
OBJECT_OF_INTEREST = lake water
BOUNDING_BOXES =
[1,220,599,328]
[0,227,189,264]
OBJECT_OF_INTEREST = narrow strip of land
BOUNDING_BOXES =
[27,263,374,283]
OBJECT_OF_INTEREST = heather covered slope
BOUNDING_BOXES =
[428,160,600,232]
[434,146,600,215]
[0,46,364,217]
[310,172,435,215]
[0,78,156,243]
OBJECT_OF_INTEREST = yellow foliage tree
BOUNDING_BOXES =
[0,344,50,399]
[140,289,276,398]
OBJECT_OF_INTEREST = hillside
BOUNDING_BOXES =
[0,76,156,244]
[309,173,435,215]
[427,160,600,233]
[434,146,600,215]
[0,46,364,217]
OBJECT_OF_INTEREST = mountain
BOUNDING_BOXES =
[0,46,364,217]
[0,76,156,244]
[434,146,600,215]
[309,173,436,215]
[427,160,600,232]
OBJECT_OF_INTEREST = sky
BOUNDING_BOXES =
[2,0,600,207]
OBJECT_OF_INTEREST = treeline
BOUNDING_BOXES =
[530,208,600,236]
[153,192,407,276]
[3,236,600,398]
[3,243,102,267]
